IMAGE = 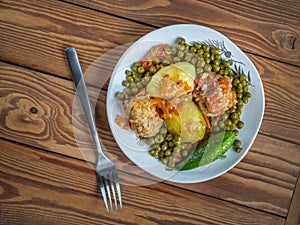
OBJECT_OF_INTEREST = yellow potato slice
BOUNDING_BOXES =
[165,101,207,143]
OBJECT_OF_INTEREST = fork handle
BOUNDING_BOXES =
[65,47,103,156]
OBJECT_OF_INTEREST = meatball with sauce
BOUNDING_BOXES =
[129,99,163,138]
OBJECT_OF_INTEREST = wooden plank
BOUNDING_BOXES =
[0,138,285,225]
[247,55,300,143]
[68,0,300,66]
[0,0,153,80]
[286,172,300,225]
[1,62,300,216]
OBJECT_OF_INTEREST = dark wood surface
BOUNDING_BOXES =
[1,0,300,224]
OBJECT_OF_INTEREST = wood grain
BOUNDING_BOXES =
[0,138,286,225]
[1,62,300,217]
[286,172,300,225]
[0,0,153,80]
[247,54,300,143]
[68,0,300,66]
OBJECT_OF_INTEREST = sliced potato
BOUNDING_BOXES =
[165,101,207,143]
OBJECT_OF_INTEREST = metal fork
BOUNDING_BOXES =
[65,47,122,212]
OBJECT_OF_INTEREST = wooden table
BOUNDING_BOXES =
[1,0,300,224]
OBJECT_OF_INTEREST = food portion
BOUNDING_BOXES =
[165,101,206,143]
[193,72,237,117]
[115,38,252,170]
[146,62,196,100]
[129,99,163,138]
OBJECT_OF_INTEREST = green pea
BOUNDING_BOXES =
[219,69,225,75]
[166,133,173,141]
[134,62,141,67]
[116,92,125,100]
[168,142,174,147]
[155,135,164,144]
[230,124,237,130]
[223,61,231,67]
[242,96,249,104]
[218,121,225,129]
[125,69,132,76]
[240,74,247,81]
[237,87,243,93]
[164,47,172,55]
[161,143,168,151]
[184,55,192,62]
[211,119,218,127]
[125,88,132,95]
[213,60,221,65]
[228,107,236,113]
[136,82,143,89]
[211,47,219,55]
[235,109,242,115]
[122,80,130,87]
[231,113,239,120]
[191,57,197,65]
[152,57,160,65]
[160,127,168,134]
[141,77,149,85]
[237,100,244,107]
[233,78,240,87]
[213,65,220,72]
[222,113,229,120]
[194,42,202,49]
[237,83,243,90]
[165,150,172,157]
[173,57,181,63]
[196,67,204,74]
[197,59,206,67]
[215,54,221,60]
[182,149,188,157]
[203,44,210,52]
[137,66,145,74]
[241,80,248,87]
[235,147,243,153]
[236,93,243,99]
[177,50,184,58]
[150,150,158,157]
[149,66,157,74]
[234,139,241,147]
[204,51,210,58]
[197,49,204,55]
[190,46,197,53]
[163,59,170,65]
[146,137,155,146]
[233,129,239,136]
[178,38,186,45]
[177,44,185,51]
[131,86,138,94]
[245,92,252,98]
[161,158,168,165]
[204,64,212,72]
[237,121,244,129]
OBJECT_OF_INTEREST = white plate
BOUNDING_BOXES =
[106,24,265,183]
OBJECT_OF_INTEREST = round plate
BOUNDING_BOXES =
[106,24,265,183]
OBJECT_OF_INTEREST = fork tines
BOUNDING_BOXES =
[97,171,122,212]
